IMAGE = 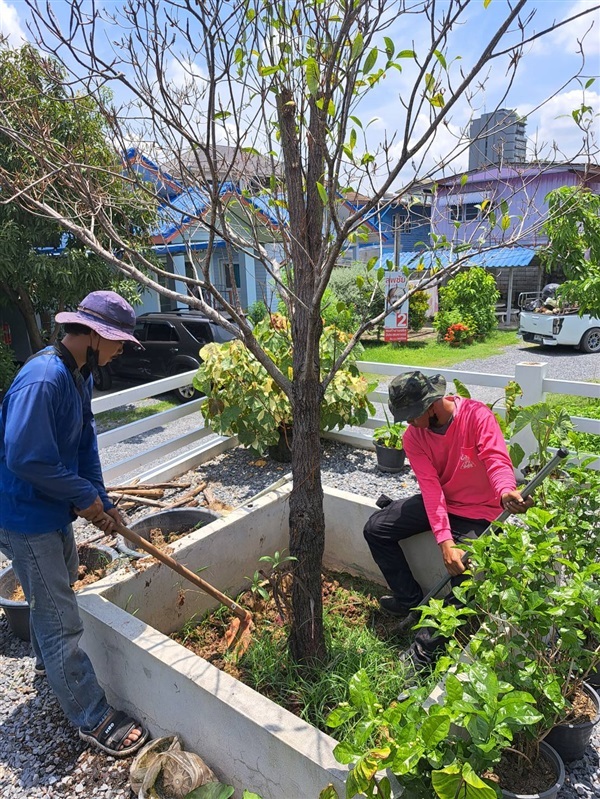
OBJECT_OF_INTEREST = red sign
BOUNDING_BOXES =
[384,327,408,342]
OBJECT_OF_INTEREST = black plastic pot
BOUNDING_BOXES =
[500,741,565,799]
[375,443,406,473]
[545,681,600,762]
[587,665,600,688]
[0,542,119,642]
[116,507,221,559]
[267,426,293,463]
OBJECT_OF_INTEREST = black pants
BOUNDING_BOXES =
[363,494,489,665]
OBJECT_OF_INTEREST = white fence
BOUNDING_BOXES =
[92,361,599,485]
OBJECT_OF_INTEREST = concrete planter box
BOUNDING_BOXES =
[78,484,445,799]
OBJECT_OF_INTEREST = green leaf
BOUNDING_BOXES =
[460,173,468,186]
[484,0,492,8]
[421,713,451,747]
[318,786,339,799]
[306,57,320,95]
[384,37,395,59]
[326,704,358,728]
[501,214,511,231]
[258,64,280,77]
[242,793,263,799]
[316,182,328,206]
[184,783,235,799]
[585,77,595,89]
[398,50,416,58]
[432,763,497,799]
[332,740,359,765]
[363,47,378,74]
[452,378,472,398]
[351,32,364,63]
[434,50,447,70]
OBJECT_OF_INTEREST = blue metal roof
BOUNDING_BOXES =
[152,240,227,256]
[387,246,538,270]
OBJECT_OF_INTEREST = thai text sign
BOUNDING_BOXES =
[384,272,409,342]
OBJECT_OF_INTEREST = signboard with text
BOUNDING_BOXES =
[384,272,409,342]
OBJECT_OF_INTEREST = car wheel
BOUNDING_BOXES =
[92,364,113,391]
[174,383,202,402]
[580,328,600,354]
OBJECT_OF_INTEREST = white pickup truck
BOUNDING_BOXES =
[518,287,600,353]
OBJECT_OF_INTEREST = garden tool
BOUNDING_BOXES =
[114,521,253,657]
[397,447,570,631]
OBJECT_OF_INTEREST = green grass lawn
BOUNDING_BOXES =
[360,329,520,367]
[95,397,179,433]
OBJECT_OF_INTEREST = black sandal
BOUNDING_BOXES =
[79,709,149,757]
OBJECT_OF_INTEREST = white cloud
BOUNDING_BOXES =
[0,0,27,45]
[531,0,600,57]
[521,88,599,162]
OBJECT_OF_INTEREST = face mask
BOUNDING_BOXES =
[428,412,440,428]
[85,344,99,375]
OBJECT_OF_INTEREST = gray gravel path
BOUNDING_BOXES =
[446,339,600,404]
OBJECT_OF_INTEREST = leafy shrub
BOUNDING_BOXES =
[443,322,474,346]
[0,341,17,392]
[319,286,356,332]
[408,289,430,332]
[434,267,499,341]
[246,300,269,326]
[194,314,376,454]
[328,262,385,326]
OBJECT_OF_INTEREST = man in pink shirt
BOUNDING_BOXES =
[364,371,532,668]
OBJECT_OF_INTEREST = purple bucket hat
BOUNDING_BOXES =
[55,291,141,345]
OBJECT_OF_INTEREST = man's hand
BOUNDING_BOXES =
[75,497,116,534]
[501,490,534,514]
[106,506,124,528]
[440,539,467,576]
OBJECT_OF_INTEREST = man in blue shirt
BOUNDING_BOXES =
[0,291,149,757]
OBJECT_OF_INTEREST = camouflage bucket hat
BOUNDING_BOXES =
[388,371,447,422]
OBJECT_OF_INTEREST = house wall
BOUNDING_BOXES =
[432,169,600,246]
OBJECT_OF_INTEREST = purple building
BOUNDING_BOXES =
[421,162,600,320]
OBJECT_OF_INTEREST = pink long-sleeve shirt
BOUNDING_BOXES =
[402,396,516,544]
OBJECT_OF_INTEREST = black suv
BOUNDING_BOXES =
[94,310,237,401]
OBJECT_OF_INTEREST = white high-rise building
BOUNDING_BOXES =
[468,109,527,170]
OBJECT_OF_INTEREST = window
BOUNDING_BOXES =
[224,262,241,289]
[146,322,179,342]
[449,205,461,221]
[182,321,212,343]
[464,203,479,221]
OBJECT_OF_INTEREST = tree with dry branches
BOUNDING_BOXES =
[0,0,598,665]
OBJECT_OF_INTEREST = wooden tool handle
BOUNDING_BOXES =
[116,522,250,622]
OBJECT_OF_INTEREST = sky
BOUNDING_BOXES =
[1,0,599,184]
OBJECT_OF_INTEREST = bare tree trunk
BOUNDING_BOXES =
[1,282,43,352]
[288,368,326,665]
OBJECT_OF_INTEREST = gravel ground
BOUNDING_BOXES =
[2,342,599,797]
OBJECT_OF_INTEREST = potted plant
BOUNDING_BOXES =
[372,417,406,473]
[444,507,600,766]
[194,314,376,461]
[0,542,120,640]
[326,660,565,799]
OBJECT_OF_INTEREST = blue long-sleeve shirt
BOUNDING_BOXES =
[0,346,112,534]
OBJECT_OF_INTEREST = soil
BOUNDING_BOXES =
[137,524,205,558]
[562,684,598,724]
[484,745,558,795]
[171,570,404,707]
[9,545,113,600]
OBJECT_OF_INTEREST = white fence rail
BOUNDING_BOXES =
[93,362,600,484]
